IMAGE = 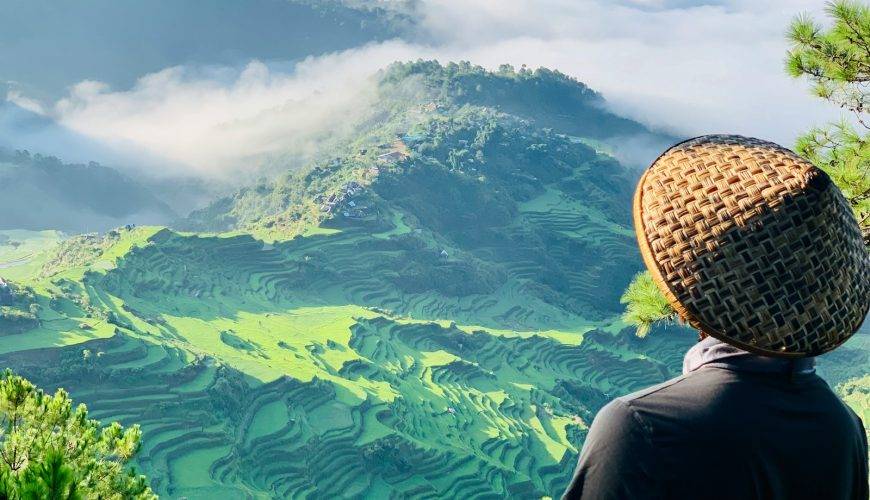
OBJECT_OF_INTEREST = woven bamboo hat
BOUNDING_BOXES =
[634,135,868,357]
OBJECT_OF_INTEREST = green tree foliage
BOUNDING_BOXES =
[0,282,40,336]
[0,371,155,499]
[787,0,870,244]
[622,1,870,337]
[619,272,675,337]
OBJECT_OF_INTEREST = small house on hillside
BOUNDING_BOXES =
[403,133,426,145]
[377,151,406,164]
[440,249,449,259]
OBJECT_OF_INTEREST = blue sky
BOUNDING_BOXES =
[1,0,837,177]
[0,0,396,98]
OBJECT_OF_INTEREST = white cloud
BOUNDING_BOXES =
[410,0,837,143]
[49,57,379,177]
[6,89,45,115]
[6,0,842,177]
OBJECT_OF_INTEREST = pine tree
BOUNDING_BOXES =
[619,272,675,338]
[787,0,870,244]
[0,371,154,499]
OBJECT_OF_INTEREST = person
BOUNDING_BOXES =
[563,135,869,500]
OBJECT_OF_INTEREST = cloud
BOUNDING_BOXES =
[409,0,838,143]
[19,40,432,178]
[6,89,45,115]
[5,0,842,178]
[47,55,385,178]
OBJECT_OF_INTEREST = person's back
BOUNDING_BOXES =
[564,338,868,499]
[562,136,870,500]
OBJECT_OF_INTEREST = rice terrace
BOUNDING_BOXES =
[1,2,868,498]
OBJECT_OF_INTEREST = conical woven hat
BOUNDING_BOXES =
[634,135,868,357]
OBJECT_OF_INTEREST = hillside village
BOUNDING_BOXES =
[313,136,416,220]
[316,180,367,218]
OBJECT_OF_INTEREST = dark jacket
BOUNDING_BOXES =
[563,337,868,500]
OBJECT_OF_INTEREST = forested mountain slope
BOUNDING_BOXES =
[184,61,669,234]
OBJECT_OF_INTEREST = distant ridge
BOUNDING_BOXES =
[0,149,175,232]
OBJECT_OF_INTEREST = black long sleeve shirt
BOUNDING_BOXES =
[563,338,868,500]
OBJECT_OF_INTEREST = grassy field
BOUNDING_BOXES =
[0,229,64,279]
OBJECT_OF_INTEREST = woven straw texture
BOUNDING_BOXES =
[634,135,869,357]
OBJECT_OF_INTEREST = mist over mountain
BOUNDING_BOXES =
[0,99,229,224]
[2,0,835,185]
[185,61,674,233]
[0,149,175,232]
[0,99,122,165]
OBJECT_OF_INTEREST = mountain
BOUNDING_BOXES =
[0,62,863,498]
[0,149,176,232]
[184,61,672,234]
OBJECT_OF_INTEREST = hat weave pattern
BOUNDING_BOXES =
[634,135,869,357]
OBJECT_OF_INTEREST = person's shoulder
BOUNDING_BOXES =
[594,396,637,424]
[591,375,693,435]
[586,396,653,448]
[613,371,722,424]
[616,372,694,405]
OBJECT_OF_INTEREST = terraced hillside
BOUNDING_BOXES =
[0,224,692,498]
[1,62,864,498]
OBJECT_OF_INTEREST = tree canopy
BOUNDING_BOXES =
[787,0,870,244]
[0,370,154,499]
